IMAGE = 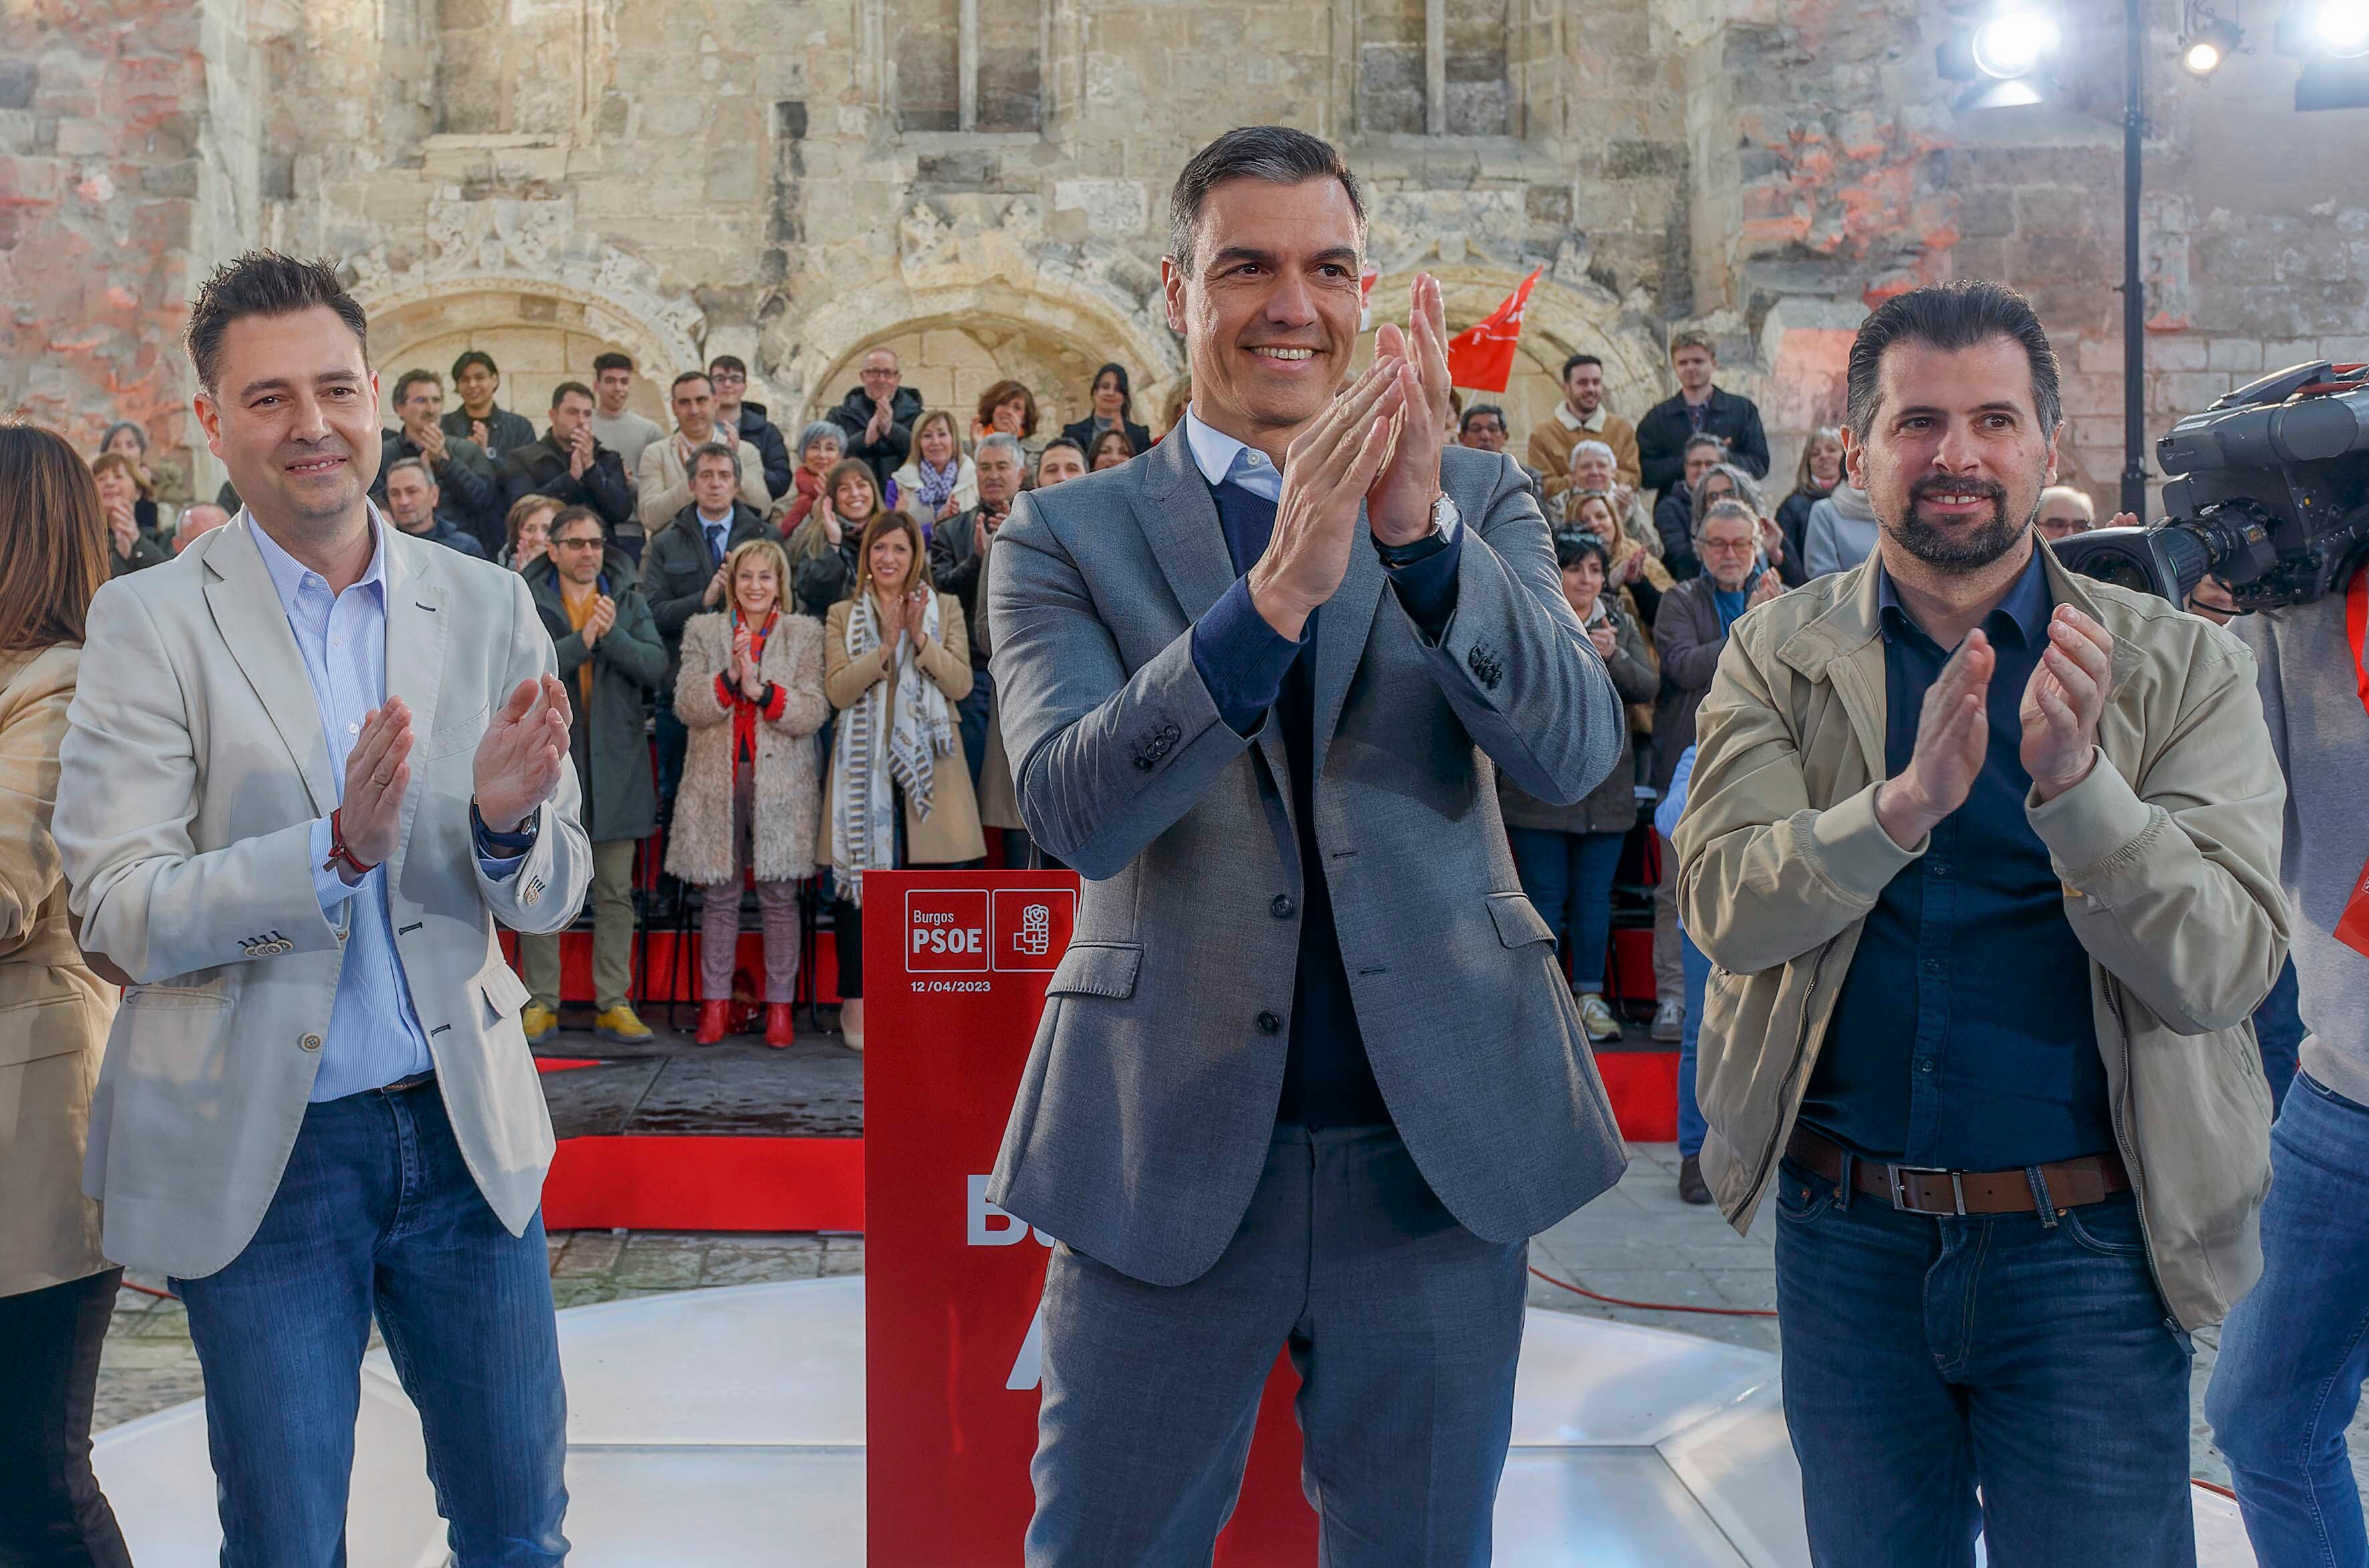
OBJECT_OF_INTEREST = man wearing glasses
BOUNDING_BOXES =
[707,356,793,503]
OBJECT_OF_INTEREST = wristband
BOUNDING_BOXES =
[324,807,377,881]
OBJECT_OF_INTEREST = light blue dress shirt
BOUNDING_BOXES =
[249,516,523,1101]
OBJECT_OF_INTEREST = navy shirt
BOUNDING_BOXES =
[1188,475,1461,1128]
[1798,549,2115,1170]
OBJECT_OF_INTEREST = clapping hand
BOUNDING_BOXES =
[1366,273,1452,547]
[568,424,595,479]
[417,423,450,465]
[867,397,895,445]
[1757,514,1786,567]
[819,497,842,546]
[731,623,763,696]
[470,417,491,449]
[1247,362,1406,640]
[703,564,729,607]
[581,594,617,648]
[103,493,140,558]
[1587,620,1619,660]
[1876,631,1993,849]
[338,699,415,879]
[473,675,573,834]
[1746,571,1785,610]
[2020,606,2114,803]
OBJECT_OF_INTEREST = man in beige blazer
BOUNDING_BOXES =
[635,370,770,538]
[55,252,590,1565]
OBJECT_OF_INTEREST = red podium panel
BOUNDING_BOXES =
[864,869,1319,1564]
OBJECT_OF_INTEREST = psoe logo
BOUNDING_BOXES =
[905,889,990,972]
[991,887,1075,972]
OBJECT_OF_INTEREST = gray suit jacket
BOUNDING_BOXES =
[985,434,1629,1286]
[55,518,592,1278]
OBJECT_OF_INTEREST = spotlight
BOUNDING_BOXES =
[2311,0,2369,54]
[2180,12,2243,72]
[1971,7,2063,75]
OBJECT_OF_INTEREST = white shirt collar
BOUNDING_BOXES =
[1182,405,1258,489]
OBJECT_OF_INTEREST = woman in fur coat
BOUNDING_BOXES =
[665,538,830,1046]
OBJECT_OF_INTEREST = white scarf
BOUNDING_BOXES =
[830,587,957,906]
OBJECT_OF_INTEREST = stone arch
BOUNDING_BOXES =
[354,275,703,427]
[771,274,1185,440]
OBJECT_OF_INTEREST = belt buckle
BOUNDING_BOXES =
[1886,1164,1966,1216]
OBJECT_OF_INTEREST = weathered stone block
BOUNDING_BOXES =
[2148,334,2209,372]
[0,60,36,111]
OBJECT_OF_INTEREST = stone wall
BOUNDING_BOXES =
[5,0,2367,520]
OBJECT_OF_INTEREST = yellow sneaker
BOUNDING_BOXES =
[594,1004,653,1043]
[521,1004,559,1044]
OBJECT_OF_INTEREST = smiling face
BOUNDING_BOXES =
[672,376,715,442]
[733,555,782,619]
[990,396,1028,436]
[514,505,554,569]
[1696,510,1759,592]
[1572,495,1617,544]
[976,445,1022,506]
[859,351,901,405]
[397,377,443,437]
[1562,552,1606,617]
[1573,447,1616,492]
[1563,361,1605,417]
[917,417,956,467]
[1845,335,2055,574]
[455,360,498,415]
[195,305,379,542]
[833,469,877,520]
[94,464,138,512]
[1163,175,1363,447]
[596,366,633,415]
[1807,435,1845,488]
[802,432,842,477]
[550,517,606,586]
[104,427,146,461]
[867,525,914,594]
[1092,370,1125,419]
[1037,445,1087,487]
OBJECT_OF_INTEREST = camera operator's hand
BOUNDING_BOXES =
[1247,363,1405,641]
[2021,605,2114,803]
[2188,575,2237,626]
[1875,630,1993,849]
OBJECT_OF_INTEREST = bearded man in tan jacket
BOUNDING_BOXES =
[1672,279,2285,1568]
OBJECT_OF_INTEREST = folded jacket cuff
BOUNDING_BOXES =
[2026,748,2156,885]
[1805,780,1927,903]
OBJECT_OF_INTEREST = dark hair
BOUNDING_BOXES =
[98,420,149,455]
[854,507,932,598]
[1167,126,1365,273]
[592,351,635,376]
[976,379,1038,438]
[550,380,594,410]
[0,426,109,652]
[390,368,442,407]
[185,251,369,393]
[1460,403,1506,435]
[1560,353,1603,381]
[1038,437,1087,467]
[451,349,499,382]
[548,504,606,542]
[670,370,713,397]
[689,441,742,481]
[1087,427,1135,465]
[1554,530,1611,575]
[708,354,748,378]
[88,450,154,502]
[1845,278,2063,443]
[1089,362,1133,421]
[824,457,881,521]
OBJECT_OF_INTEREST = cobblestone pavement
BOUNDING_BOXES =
[96,1143,2366,1502]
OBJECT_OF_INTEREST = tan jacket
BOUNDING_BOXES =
[1672,546,2287,1331]
[665,609,829,886]
[819,593,986,867]
[636,432,771,535]
[1528,407,1641,500]
[0,645,116,1296]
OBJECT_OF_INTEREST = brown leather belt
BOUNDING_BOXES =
[1785,1126,2128,1217]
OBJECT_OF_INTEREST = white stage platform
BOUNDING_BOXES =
[92,1277,2256,1565]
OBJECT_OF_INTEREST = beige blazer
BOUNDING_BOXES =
[55,518,592,1280]
[0,644,116,1296]
[636,432,770,534]
[819,592,985,867]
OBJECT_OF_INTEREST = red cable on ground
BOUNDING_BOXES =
[120,1280,175,1301]
[1529,1264,1778,1319]
[2191,1477,2239,1500]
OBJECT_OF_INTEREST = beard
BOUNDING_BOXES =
[1884,475,2029,571]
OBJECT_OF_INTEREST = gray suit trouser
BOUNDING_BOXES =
[1026,1124,1527,1566]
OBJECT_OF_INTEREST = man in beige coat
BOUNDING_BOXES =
[1672,280,2285,1566]
[55,252,590,1564]
[636,370,770,536]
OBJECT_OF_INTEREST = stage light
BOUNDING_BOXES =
[2180,13,2243,72]
[1970,7,2063,76]
[2310,0,2369,54]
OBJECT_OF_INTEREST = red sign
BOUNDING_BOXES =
[865,869,1317,1564]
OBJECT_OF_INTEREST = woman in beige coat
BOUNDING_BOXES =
[0,425,128,1563]
[820,510,982,1048]
[666,538,828,1048]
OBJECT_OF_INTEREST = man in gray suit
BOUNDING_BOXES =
[986,127,1629,1563]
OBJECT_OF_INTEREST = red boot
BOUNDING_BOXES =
[764,1003,797,1049]
[695,1000,731,1046]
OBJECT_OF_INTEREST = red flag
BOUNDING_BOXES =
[1442,268,1542,393]
[1357,265,1380,332]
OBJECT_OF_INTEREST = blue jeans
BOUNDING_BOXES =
[2207,1069,2369,1568]
[1506,826,1625,992]
[1771,1157,2194,1567]
[1677,931,1710,1158]
[173,1083,568,1567]
[2253,957,2304,1113]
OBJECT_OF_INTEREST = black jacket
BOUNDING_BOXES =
[734,401,795,502]
[373,429,500,543]
[927,503,1009,671]
[1773,487,1826,589]
[525,551,668,843]
[499,429,636,546]
[393,515,488,559]
[440,405,539,463]
[637,501,772,679]
[825,385,925,491]
[1653,489,1702,582]
[1635,386,1770,498]
[1057,415,1153,461]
